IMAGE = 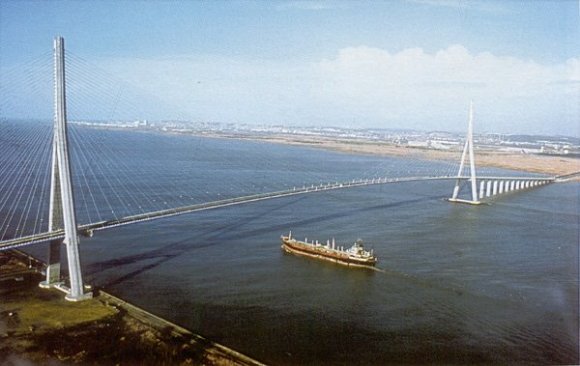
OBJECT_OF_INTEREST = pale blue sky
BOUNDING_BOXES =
[1,1,579,135]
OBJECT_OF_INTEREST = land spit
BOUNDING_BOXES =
[86,125,579,176]
[0,250,265,366]
[227,133,579,177]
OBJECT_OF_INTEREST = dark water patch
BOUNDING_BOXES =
[10,127,578,365]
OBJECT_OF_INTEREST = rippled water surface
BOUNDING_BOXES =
[17,126,579,365]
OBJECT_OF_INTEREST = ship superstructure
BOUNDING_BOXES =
[281,231,377,268]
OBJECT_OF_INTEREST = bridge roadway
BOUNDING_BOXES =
[0,174,557,251]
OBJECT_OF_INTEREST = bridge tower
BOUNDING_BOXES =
[449,101,480,205]
[39,37,91,301]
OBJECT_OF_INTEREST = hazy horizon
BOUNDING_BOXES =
[1,1,578,137]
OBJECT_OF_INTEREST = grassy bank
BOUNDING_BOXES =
[0,251,263,365]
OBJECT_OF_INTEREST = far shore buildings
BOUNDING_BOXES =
[69,119,580,156]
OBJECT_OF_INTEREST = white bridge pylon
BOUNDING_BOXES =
[38,37,92,301]
[448,102,554,205]
[449,101,480,204]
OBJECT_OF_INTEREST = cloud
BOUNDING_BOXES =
[316,44,564,91]
[18,44,575,136]
[405,0,508,14]
[313,45,579,134]
[406,0,467,9]
[276,1,345,11]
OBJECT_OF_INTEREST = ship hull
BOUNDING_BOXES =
[281,237,377,268]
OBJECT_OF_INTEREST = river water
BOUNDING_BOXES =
[11,125,580,365]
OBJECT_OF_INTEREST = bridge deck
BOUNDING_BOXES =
[0,175,557,251]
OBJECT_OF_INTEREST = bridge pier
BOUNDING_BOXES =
[446,104,557,203]
[39,240,62,288]
[448,102,480,205]
[40,111,63,288]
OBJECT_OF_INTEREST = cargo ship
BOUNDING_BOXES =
[281,231,377,268]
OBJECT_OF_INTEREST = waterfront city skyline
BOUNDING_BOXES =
[0,0,578,136]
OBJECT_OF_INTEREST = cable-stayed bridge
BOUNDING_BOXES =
[0,37,571,300]
[0,174,560,252]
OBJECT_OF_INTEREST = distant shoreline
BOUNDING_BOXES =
[78,124,580,177]
[178,130,580,177]
[251,133,579,177]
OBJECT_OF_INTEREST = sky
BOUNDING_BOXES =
[0,0,579,136]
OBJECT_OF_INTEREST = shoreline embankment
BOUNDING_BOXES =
[0,249,265,366]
